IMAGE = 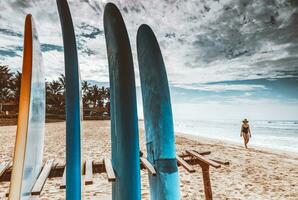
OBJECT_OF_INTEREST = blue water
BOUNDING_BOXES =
[174,119,298,153]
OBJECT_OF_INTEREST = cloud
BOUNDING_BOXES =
[0,0,297,120]
[172,100,298,120]
[173,83,266,92]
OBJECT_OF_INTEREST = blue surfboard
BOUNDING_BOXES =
[137,24,180,200]
[104,3,141,200]
[56,0,82,199]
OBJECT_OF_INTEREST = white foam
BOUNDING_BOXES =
[174,119,298,153]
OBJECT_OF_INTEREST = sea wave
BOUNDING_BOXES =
[174,119,298,153]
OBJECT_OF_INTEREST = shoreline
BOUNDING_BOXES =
[1,119,298,159]
[177,131,298,159]
[1,119,298,158]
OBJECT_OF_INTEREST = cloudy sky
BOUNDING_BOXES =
[0,0,298,120]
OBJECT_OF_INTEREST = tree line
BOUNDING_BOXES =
[0,65,110,119]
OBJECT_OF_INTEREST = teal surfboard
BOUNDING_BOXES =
[56,0,82,199]
[104,3,141,200]
[137,24,180,200]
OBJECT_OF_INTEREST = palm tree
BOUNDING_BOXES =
[105,101,110,116]
[47,80,63,95]
[46,80,64,114]
[82,81,90,108]
[57,74,66,111]
[58,73,65,90]
[0,65,13,112]
[10,71,22,107]
[98,86,106,107]
[82,81,90,94]
[104,87,110,115]
[90,85,100,108]
[105,87,110,100]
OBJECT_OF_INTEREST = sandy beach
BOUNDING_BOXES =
[0,120,298,199]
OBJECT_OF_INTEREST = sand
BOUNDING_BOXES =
[1,120,298,199]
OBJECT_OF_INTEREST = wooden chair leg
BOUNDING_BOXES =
[200,164,213,200]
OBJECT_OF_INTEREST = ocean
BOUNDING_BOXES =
[174,119,298,153]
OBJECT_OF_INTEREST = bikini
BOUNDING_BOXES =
[242,126,249,134]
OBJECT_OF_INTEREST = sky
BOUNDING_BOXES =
[0,0,298,120]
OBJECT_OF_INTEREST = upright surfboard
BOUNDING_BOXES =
[56,0,82,199]
[104,3,141,200]
[9,14,45,200]
[137,24,180,200]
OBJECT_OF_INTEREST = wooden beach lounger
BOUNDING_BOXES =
[1,152,229,198]
[140,157,156,176]
[31,159,55,195]
[176,156,196,172]
[0,162,10,178]
[85,159,93,185]
[60,166,66,189]
[103,158,116,182]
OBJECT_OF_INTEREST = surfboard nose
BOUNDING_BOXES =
[56,0,69,14]
[104,3,123,24]
[137,24,162,51]
[137,24,153,36]
[25,14,32,21]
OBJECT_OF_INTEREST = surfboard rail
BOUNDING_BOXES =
[56,0,83,199]
[103,3,141,199]
[8,13,45,200]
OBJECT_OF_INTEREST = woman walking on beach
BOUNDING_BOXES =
[240,119,251,148]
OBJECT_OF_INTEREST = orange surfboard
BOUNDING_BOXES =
[8,14,45,200]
